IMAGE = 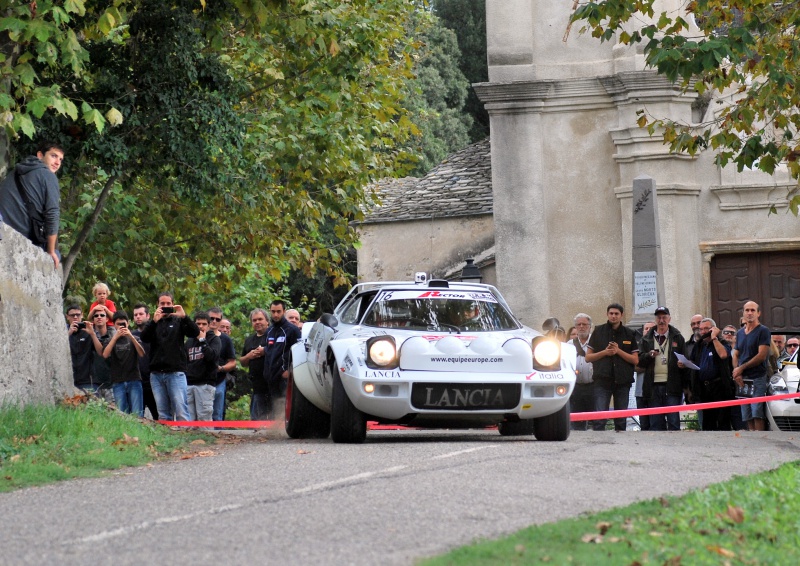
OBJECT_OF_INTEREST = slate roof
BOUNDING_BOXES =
[361,138,493,224]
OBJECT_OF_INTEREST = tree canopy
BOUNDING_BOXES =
[570,0,800,215]
[3,0,421,309]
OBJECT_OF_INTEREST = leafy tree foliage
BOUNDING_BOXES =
[4,1,420,306]
[570,0,800,215]
[431,0,489,142]
[406,9,472,175]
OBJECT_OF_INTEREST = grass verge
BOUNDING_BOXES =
[0,397,211,492]
[422,460,800,565]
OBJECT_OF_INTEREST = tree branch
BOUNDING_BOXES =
[61,174,120,290]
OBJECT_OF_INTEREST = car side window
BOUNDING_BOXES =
[339,297,362,324]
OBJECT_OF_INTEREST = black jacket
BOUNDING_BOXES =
[141,315,200,373]
[263,317,301,383]
[638,324,688,399]
[185,332,221,386]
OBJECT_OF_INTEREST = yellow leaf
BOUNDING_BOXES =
[329,37,340,56]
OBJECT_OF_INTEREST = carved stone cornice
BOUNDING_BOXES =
[473,70,695,115]
[710,184,798,211]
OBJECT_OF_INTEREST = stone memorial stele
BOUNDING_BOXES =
[630,175,665,327]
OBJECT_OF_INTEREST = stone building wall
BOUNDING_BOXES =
[0,226,72,406]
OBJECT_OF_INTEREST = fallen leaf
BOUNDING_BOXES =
[649,531,663,537]
[607,537,621,543]
[297,449,313,455]
[707,545,736,558]
[726,505,745,524]
[10,455,20,462]
[111,433,139,446]
[96,437,106,443]
[596,521,612,535]
[190,439,206,445]
[581,533,603,543]
[196,450,215,457]
[659,497,670,507]
[514,544,525,554]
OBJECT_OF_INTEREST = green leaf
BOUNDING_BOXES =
[14,113,35,138]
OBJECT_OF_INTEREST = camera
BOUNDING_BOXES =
[161,307,175,314]
[76,322,86,330]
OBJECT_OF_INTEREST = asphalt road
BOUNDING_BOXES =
[2,428,799,565]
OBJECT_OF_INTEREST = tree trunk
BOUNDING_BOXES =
[61,175,119,290]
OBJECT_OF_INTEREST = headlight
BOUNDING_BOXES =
[366,336,398,369]
[532,337,561,369]
[769,377,788,394]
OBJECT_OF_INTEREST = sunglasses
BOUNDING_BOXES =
[787,343,799,349]
[93,313,107,318]
[722,330,736,336]
[209,316,222,322]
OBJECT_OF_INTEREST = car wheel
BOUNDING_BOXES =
[498,419,536,436]
[285,369,331,439]
[330,365,367,444]
[533,403,571,441]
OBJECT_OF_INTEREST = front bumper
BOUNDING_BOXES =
[341,369,574,421]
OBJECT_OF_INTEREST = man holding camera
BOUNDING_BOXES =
[103,311,146,417]
[66,304,104,392]
[140,292,200,421]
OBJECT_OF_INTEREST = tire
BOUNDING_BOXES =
[330,365,367,444]
[498,418,536,436]
[285,369,330,439]
[533,403,571,441]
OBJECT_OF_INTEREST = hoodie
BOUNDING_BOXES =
[0,155,61,241]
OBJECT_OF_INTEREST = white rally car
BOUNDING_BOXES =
[285,277,576,443]
[767,348,800,432]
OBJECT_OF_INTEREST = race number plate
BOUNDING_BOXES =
[411,383,520,411]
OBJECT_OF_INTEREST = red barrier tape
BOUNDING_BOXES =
[570,392,800,422]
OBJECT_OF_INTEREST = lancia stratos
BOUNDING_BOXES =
[767,347,800,432]
[285,276,576,443]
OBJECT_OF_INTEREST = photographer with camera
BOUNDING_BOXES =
[140,291,199,421]
[103,311,146,417]
[66,304,104,392]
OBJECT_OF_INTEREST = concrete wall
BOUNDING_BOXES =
[0,226,72,406]
[357,215,495,283]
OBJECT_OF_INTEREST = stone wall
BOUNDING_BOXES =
[0,226,72,406]
[357,215,495,283]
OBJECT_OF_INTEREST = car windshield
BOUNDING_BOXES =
[361,290,519,332]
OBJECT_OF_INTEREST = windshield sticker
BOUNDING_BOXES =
[375,290,498,302]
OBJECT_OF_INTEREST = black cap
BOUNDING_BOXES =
[654,306,670,315]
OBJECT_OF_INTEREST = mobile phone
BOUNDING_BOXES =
[77,322,86,330]
[119,322,127,329]
[700,331,712,340]
[161,307,174,314]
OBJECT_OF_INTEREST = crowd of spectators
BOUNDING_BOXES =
[553,299,789,432]
[66,282,304,423]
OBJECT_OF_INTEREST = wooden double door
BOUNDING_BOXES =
[710,251,800,333]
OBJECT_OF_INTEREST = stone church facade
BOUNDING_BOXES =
[358,1,800,333]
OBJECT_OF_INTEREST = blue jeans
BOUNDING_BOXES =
[250,393,272,420]
[112,381,144,417]
[213,379,226,421]
[150,372,189,421]
[648,384,682,431]
[592,381,631,431]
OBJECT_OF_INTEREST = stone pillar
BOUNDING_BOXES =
[630,175,665,327]
[0,229,72,406]
[487,105,550,326]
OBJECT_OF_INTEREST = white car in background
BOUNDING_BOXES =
[767,348,800,432]
[285,276,576,443]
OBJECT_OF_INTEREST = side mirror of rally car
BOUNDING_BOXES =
[320,313,339,329]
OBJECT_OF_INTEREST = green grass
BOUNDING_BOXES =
[422,461,800,565]
[0,398,210,492]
